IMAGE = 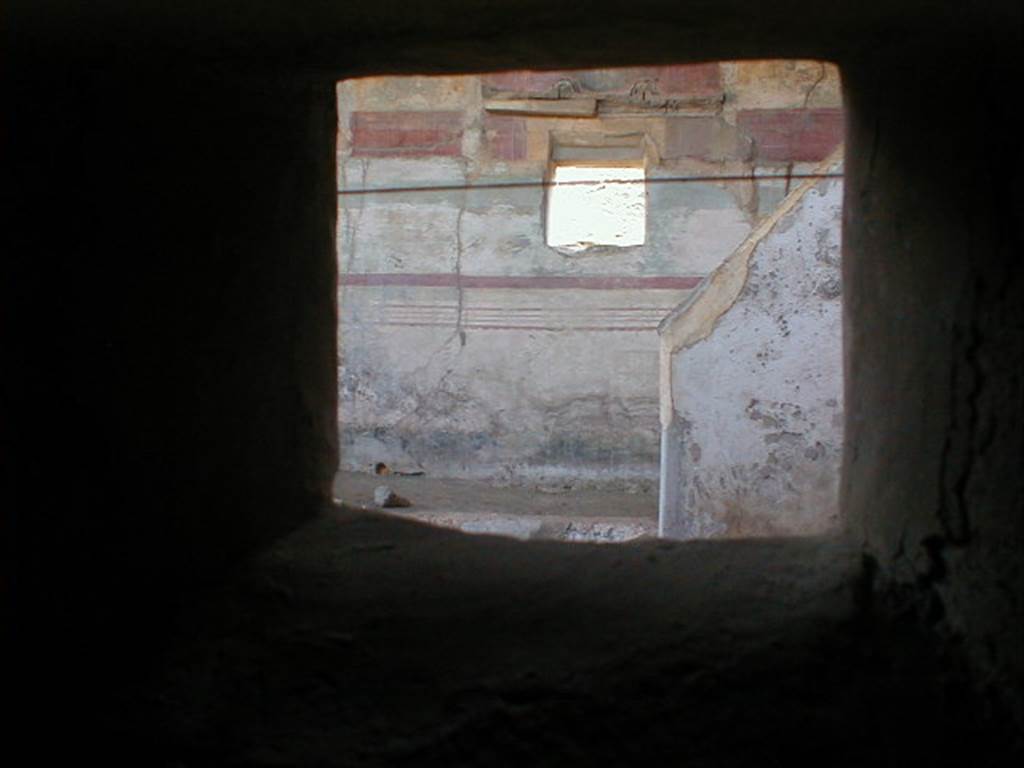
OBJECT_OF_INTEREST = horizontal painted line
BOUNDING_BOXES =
[363,310,672,318]
[374,320,665,327]
[372,318,666,325]
[339,273,701,290]
[465,315,665,321]
[373,304,681,312]
[375,322,658,332]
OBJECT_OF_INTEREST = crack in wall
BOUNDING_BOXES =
[803,62,827,109]
[338,158,369,398]
[888,527,950,627]
[342,158,369,277]
[656,147,844,428]
[453,203,467,347]
[937,215,983,546]
[385,195,471,437]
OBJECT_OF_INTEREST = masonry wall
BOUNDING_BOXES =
[337,63,842,488]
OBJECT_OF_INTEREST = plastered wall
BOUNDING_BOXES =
[659,155,844,538]
[336,63,842,487]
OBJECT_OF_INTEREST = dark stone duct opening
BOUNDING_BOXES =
[4,2,1022,764]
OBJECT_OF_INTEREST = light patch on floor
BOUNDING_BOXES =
[333,470,657,542]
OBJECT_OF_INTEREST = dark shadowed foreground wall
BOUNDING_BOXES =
[4,61,340,735]
[4,0,1022,760]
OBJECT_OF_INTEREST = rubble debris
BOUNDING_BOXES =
[374,485,412,508]
[374,462,424,477]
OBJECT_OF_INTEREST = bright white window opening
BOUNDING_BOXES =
[545,165,646,252]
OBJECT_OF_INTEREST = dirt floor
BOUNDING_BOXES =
[333,470,658,542]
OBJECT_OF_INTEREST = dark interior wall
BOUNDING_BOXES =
[6,61,339,573]
[4,0,1021,744]
[4,58,338,715]
[842,42,1024,718]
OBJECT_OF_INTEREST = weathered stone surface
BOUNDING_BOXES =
[339,75,472,112]
[727,61,842,110]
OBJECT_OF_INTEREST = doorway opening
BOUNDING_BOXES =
[335,61,844,542]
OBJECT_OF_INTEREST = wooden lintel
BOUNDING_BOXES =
[484,98,597,117]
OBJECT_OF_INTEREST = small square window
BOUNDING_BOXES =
[545,165,646,253]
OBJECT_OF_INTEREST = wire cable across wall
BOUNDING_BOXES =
[336,171,844,197]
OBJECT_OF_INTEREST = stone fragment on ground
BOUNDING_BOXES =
[373,462,424,476]
[374,485,412,508]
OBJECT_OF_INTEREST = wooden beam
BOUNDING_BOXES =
[484,97,597,117]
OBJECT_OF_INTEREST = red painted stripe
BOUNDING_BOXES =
[350,111,463,157]
[339,273,701,290]
[737,108,844,162]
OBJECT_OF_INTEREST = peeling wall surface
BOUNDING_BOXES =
[661,162,843,538]
[336,64,843,487]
